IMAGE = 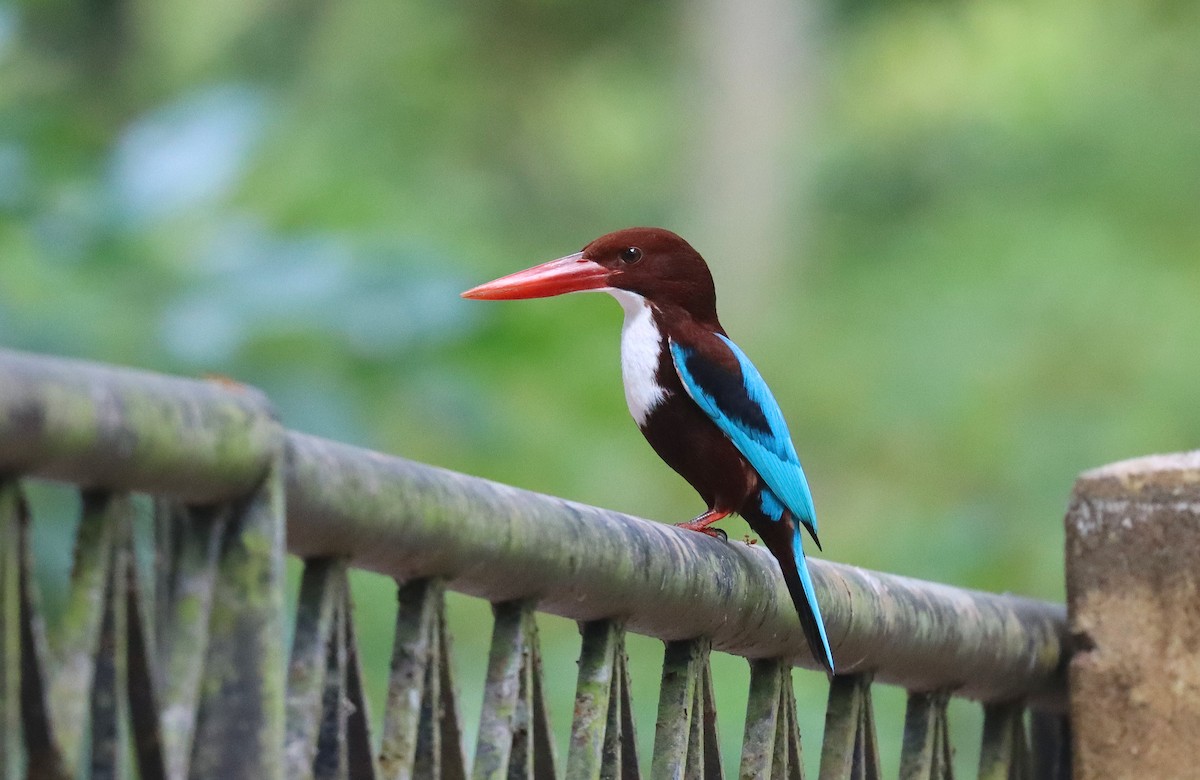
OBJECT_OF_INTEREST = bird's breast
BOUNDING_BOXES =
[610,290,670,426]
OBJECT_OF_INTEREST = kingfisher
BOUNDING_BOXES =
[461,227,834,673]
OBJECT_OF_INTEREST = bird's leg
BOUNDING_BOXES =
[674,509,732,541]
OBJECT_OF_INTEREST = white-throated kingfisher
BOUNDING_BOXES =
[461,227,835,673]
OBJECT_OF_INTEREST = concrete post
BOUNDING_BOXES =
[1065,451,1200,779]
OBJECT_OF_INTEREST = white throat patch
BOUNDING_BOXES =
[607,289,669,426]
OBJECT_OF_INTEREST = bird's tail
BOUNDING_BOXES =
[757,514,835,674]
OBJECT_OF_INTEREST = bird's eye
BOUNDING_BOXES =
[619,247,643,265]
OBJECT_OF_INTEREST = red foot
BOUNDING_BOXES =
[674,510,732,541]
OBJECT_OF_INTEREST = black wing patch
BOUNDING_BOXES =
[680,349,773,435]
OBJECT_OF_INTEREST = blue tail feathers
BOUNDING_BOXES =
[791,525,835,673]
[756,487,834,673]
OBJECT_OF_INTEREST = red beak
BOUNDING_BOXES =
[461,252,610,300]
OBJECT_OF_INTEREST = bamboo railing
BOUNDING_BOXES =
[0,348,1074,779]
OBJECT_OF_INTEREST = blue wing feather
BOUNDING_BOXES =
[671,335,834,671]
[669,335,819,540]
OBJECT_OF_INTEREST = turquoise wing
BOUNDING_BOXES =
[669,335,819,540]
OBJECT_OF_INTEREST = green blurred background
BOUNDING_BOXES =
[5,0,1198,774]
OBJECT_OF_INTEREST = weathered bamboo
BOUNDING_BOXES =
[186,464,288,780]
[285,432,1068,705]
[652,637,722,780]
[378,578,467,780]
[473,601,557,780]
[0,348,280,503]
[567,620,624,780]
[819,674,881,780]
[286,558,347,779]
[0,348,1069,706]
[977,702,1030,780]
[739,659,803,780]
[898,691,952,780]
[0,483,27,776]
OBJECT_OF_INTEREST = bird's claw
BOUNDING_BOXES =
[674,522,727,542]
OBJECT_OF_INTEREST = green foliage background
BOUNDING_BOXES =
[4,0,1198,774]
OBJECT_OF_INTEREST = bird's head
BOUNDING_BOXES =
[461,227,719,325]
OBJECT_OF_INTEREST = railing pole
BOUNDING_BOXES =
[0,483,25,777]
[1065,451,1200,780]
[187,462,288,779]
